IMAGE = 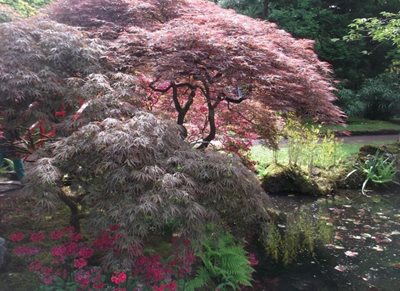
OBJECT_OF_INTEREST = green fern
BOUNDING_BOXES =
[187,230,254,290]
[182,267,210,291]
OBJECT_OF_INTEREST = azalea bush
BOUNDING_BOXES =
[9,226,193,290]
[8,226,256,290]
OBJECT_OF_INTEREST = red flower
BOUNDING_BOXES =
[65,242,79,256]
[41,266,54,276]
[50,229,64,240]
[51,245,66,258]
[152,285,165,291]
[166,281,177,291]
[93,231,114,249]
[74,258,88,269]
[9,232,25,242]
[30,231,45,242]
[111,272,127,285]
[28,260,43,272]
[55,110,66,118]
[93,282,105,289]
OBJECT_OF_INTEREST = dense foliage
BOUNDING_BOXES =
[0,0,53,16]
[48,0,343,150]
[9,226,256,290]
[346,11,400,71]
[27,107,271,264]
[0,19,141,154]
[216,0,400,119]
[357,72,400,120]
[0,20,102,130]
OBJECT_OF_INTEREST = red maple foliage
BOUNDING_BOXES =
[49,0,344,150]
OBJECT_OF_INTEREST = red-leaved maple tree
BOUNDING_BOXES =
[49,0,344,151]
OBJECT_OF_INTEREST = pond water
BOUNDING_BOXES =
[257,190,400,291]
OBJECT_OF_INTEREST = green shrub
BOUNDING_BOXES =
[358,72,400,120]
[336,87,365,118]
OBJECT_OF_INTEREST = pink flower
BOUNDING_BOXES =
[50,229,64,240]
[51,245,66,258]
[74,258,87,269]
[75,270,90,288]
[9,232,25,242]
[111,272,127,285]
[30,231,45,242]
[65,242,78,256]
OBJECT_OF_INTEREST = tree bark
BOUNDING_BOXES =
[57,191,81,233]
[262,0,269,18]
[177,89,195,126]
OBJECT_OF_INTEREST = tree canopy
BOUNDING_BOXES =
[48,0,344,150]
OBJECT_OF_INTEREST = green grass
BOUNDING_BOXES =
[249,140,395,175]
[323,118,400,133]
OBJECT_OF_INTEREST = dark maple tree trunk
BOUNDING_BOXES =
[57,191,81,232]
[197,82,220,149]
[262,0,269,18]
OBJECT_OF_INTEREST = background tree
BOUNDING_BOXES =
[48,0,344,151]
[218,0,399,88]
[215,0,400,120]
[346,11,400,71]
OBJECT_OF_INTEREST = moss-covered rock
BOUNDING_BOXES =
[261,164,327,196]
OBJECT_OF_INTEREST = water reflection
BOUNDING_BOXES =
[259,191,400,291]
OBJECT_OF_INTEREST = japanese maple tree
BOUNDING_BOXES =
[0,19,138,152]
[0,19,103,151]
[49,0,344,150]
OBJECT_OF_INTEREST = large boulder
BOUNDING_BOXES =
[261,164,327,196]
